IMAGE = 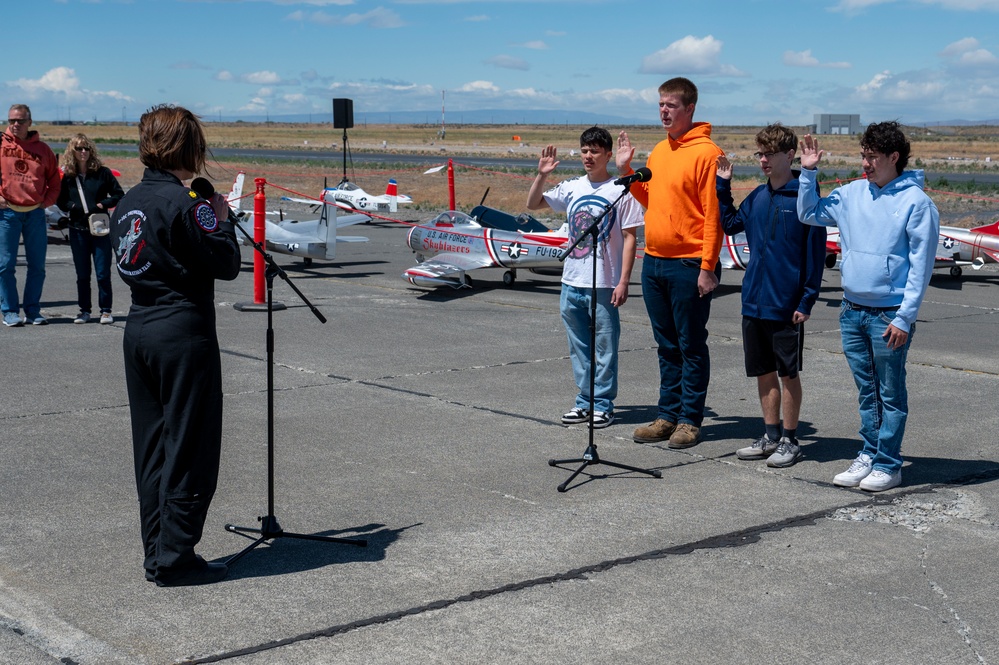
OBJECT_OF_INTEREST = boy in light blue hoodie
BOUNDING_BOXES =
[797,121,939,492]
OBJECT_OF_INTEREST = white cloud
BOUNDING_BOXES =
[286,7,404,28]
[831,0,999,11]
[856,70,892,95]
[6,66,133,103]
[516,40,548,50]
[458,80,500,93]
[938,37,999,69]
[639,35,747,77]
[485,55,530,71]
[215,70,234,82]
[782,49,851,69]
[243,71,283,85]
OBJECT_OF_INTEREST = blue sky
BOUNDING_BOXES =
[7,0,999,125]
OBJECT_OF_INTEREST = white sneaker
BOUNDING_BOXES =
[591,411,614,429]
[99,312,114,324]
[833,453,873,487]
[74,311,91,324]
[859,468,901,492]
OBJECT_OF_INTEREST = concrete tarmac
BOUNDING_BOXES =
[2,221,998,664]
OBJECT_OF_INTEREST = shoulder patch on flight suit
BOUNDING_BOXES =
[193,202,219,233]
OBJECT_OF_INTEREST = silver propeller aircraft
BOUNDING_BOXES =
[227,172,370,265]
[403,208,569,289]
[934,219,999,276]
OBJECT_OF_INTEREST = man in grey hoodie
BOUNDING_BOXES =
[797,121,939,492]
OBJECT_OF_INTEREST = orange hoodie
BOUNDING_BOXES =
[629,122,723,270]
[0,130,61,210]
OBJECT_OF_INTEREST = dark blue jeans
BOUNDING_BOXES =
[69,227,113,313]
[641,256,717,427]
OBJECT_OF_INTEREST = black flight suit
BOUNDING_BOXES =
[110,168,241,582]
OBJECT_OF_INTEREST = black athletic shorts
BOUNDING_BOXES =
[742,316,803,379]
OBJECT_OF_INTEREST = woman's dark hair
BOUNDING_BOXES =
[138,104,208,174]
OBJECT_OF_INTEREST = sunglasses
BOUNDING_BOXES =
[8,118,29,125]
[74,146,91,153]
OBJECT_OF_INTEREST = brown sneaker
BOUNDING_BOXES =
[668,423,701,449]
[633,418,677,443]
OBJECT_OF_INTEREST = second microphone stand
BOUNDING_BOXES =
[225,212,366,566]
[548,185,662,492]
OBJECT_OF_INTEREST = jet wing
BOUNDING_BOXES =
[337,212,372,228]
[403,252,496,289]
[336,235,369,243]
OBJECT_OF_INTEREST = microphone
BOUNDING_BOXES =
[614,167,652,187]
[190,177,242,226]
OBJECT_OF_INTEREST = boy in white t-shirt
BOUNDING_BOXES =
[527,127,645,428]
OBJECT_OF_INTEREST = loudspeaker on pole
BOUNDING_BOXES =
[332,98,354,129]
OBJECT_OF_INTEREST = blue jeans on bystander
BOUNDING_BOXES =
[69,227,113,313]
[840,300,913,474]
[0,207,47,318]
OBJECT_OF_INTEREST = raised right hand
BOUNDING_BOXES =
[799,134,824,170]
[537,144,559,176]
[716,154,733,180]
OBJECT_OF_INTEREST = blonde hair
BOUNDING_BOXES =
[60,133,103,177]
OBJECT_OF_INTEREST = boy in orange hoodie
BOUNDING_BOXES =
[617,77,723,448]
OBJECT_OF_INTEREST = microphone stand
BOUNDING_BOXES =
[224,218,366,566]
[548,184,662,492]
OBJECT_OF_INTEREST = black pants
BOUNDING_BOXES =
[122,303,223,579]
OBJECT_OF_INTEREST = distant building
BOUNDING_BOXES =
[812,114,862,135]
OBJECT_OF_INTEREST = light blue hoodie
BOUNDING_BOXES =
[797,168,939,332]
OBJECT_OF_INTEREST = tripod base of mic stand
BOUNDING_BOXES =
[224,514,366,566]
[549,444,661,493]
[234,301,287,312]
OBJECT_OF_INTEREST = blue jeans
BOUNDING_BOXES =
[561,284,620,414]
[0,207,47,318]
[69,227,113,313]
[642,256,716,426]
[840,300,912,473]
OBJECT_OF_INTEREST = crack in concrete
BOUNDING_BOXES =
[180,477,998,665]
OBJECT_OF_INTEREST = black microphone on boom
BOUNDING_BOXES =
[190,177,243,226]
[614,167,652,187]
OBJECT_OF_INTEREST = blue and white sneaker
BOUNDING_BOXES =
[3,312,23,327]
[29,315,48,326]
[591,411,614,429]
[561,407,589,424]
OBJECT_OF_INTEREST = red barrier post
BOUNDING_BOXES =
[253,178,267,303]
[447,159,456,211]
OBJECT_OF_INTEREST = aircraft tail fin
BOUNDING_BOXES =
[970,219,999,236]
[320,202,338,260]
[227,172,245,212]
[385,178,399,213]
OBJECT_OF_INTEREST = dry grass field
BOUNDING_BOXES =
[37,121,999,227]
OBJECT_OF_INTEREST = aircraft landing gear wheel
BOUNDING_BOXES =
[950,265,963,277]
[462,275,474,288]
[825,253,837,269]
[303,258,313,267]
[503,270,516,287]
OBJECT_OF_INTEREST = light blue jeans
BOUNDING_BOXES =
[0,207,47,318]
[840,300,913,473]
[560,284,620,414]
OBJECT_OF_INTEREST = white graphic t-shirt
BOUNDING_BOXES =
[543,176,644,288]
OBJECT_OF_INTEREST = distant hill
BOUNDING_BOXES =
[222,109,659,126]
[912,119,999,127]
